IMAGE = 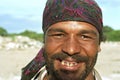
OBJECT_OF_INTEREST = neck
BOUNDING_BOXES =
[85,72,95,80]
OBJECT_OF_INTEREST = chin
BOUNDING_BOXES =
[47,65,88,80]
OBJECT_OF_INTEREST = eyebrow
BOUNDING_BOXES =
[79,29,98,36]
[47,28,98,36]
[47,28,66,33]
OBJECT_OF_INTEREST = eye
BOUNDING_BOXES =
[81,35,92,40]
[50,33,65,39]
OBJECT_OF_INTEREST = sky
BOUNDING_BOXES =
[0,0,120,33]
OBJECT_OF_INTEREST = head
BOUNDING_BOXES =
[42,0,103,80]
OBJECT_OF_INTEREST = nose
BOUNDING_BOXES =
[62,36,80,55]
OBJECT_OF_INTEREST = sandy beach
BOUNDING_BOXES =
[0,42,120,80]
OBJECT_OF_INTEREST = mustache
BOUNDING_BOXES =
[51,52,89,63]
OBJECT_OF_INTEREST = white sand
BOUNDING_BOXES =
[0,42,120,80]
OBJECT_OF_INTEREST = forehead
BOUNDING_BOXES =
[46,21,99,34]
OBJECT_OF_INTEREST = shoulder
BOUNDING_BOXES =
[32,66,47,80]
[93,69,102,80]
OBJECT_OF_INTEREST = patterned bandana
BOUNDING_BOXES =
[42,0,103,34]
[21,48,45,80]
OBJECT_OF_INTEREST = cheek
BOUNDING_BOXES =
[54,60,61,70]
[44,37,62,57]
[83,43,100,57]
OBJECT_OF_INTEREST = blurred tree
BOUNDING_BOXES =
[0,27,8,36]
[103,26,120,41]
[20,30,43,41]
[103,25,114,33]
[107,30,120,41]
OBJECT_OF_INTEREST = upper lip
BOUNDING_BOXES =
[58,57,78,63]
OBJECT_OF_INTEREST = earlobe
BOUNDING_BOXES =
[98,46,101,52]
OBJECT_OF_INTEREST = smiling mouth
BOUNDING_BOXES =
[61,60,78,67]
[55,57,84,71]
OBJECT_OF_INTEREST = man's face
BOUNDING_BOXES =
[44,21,101,80]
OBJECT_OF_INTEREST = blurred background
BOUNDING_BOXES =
[0,0,120,80]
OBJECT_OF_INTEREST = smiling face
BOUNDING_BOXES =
[43,21,101,80]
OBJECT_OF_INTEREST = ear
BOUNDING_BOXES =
[98,45,101,52]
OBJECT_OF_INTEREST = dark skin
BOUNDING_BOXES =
[43,21,101,80]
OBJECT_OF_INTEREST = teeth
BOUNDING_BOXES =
[61,60,77,67]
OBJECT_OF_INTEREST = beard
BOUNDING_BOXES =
[43,51,98,80]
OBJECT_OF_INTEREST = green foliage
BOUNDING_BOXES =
[106,30,120,41]
[0,27,8,36]
[103,26,120,41]
[19,30,43,41]
[103,25,114,33]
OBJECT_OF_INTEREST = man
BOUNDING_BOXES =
[21,0,105,80]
